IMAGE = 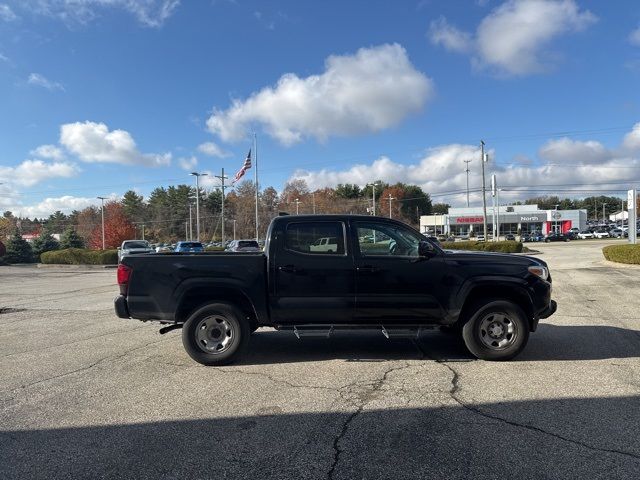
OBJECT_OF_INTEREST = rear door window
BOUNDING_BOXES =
[285,222,346,255]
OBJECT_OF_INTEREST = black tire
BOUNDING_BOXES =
[461,299,529,361]
[182,303,250,366]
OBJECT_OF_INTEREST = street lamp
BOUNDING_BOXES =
[554,204,560,234]
[367,182,381,216]
[190,172,208,241]
[97,196,107,250]
[294,198,302,215]
[602,203,607,226]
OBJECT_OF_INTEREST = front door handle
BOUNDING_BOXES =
[357,265,380,274]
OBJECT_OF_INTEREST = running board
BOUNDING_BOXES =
[280,325,435,340]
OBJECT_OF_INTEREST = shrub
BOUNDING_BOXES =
[5,231,34,263]
[440,240,523,253]
[41,248,118,265]
[602,244,640,264]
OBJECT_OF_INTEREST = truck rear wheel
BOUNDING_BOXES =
[182,303,250,366]
[462,300,529,361]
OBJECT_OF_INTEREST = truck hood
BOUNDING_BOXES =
[443,249,547,267]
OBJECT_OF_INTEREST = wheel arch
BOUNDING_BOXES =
[175,285,259,329]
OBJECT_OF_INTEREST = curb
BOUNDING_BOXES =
[36,263,118,270]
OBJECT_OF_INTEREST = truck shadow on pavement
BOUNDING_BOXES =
[2,396,639,480]
[239,323,640,365]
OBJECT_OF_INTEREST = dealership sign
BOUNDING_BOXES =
[455,216,484,224]
[520,215,543,222]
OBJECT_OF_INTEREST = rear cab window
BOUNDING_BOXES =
[284,222,346,255]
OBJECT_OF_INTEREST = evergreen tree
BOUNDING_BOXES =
[32,231,60,259]
[5,231,33,263]
[60,228,85,249]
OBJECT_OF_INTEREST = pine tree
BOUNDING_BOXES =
[5,231,33,263]
[32,231,60,259]
[60,228,85,249]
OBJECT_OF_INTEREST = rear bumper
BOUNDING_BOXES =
[114,295,130,318]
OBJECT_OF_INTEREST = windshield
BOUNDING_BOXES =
[122,241,149,249]
[238,241,259,248]
[180,242,203,248]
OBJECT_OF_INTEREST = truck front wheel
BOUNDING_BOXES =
[462,300,529,361]
[182,303,250,366]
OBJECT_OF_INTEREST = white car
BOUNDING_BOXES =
[592,231,610,239]
[118,240,154,261]
[577,231,594,239]
[309,237,339,253]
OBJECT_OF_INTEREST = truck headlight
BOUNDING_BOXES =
[528,266,549,281]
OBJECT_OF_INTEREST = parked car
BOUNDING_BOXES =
[226,240,262,252]
[309,236,339,253]
[592,230,610,239]
[569,227,580,234]
[115,214,557,366]
[476,234,485,241]
[609,228,623,238]
[174,241,205,253]
[118,240,154,262]
[505,233,516,241]
[544,233,570,242]
[577,231,594,240]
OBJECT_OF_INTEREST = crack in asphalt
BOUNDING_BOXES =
[0,325,149,358]
[412,339,640,462]
[217,368,339,393]
[0,337,172,397]
[326,361,413,480]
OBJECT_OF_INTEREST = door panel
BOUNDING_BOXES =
[271,221,355,324]
[353,221,446,323]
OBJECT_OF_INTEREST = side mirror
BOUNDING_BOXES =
[418,240,436,257]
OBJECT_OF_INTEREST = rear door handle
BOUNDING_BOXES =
[357,265,380,274]
[278,265,299,273]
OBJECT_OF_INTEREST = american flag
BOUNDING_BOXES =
[233,149,252,183]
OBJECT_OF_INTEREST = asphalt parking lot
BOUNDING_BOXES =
[1,239,639,479]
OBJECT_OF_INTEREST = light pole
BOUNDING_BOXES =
[312,192,316,214]
[602,203,607,226]
[480,141,488,240]
[554,204,560,233]
[97,196,107,250]
[214,169,228,244]
[367,182,381,216]
[141,224,145,241]
[190,172,208,242]
[188,202,193,241]
[294,198,302,215]
[387,194,396,219]
[233,219,236,240]
[464,159,471,207]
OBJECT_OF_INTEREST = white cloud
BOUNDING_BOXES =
[28,73,65,91]
[0,159,79,187]
[0,52,9,62]
[207,43,434,145]
[23,0,179,28]
[0,4,17,21]
[59,121,171,166]
[431,0,597,76]
[538,138,609,164]
[197,141,230,158]
[630,26,640,47]
[30,144,65,160]
[428,16,473,53]
[178,156,198,171]
[290,123,640,206]
[7,195,100,219]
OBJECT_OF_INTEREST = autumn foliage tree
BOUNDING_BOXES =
[89,201,136,249]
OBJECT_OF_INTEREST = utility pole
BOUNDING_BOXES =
[141,224,145,241]
[621,199,625,232]
[480,141,488,240]
[387,194,396,219]
[97,196,107,250]
[602,203,607,225]
[367,182,381,216]
[233,220,236,241]
[554,204,560,233]
[188,203,193,241]
[464,159,472,207]
[312,192,316,214]
[294,198,302,215]
[190,171,208,242]
[491,174,497,241]
[214,168,228,244]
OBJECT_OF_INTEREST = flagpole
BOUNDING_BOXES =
[254,132,259,241]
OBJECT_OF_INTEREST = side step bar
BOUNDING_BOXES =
[280,324,437,340]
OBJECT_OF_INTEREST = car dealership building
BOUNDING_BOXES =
[420,204,588,236]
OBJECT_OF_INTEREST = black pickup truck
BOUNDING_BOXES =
[115,215,556,365]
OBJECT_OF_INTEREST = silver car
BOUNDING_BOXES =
[118,240,154,261]
[226,240,262,252]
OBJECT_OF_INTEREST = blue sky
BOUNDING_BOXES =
[1,0,640,217]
